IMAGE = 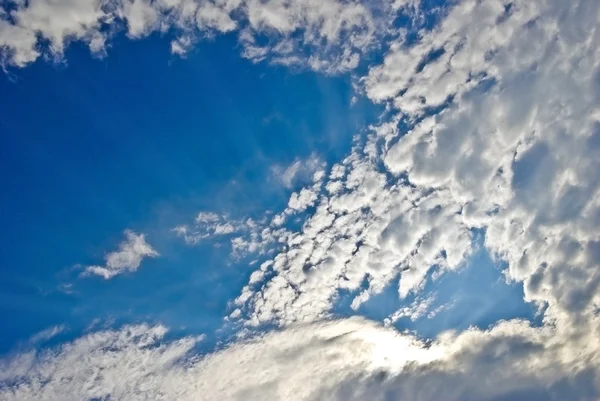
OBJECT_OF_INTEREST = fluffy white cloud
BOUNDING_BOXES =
[369,0,600,326]
[83,230,159,279]
[230,149,472,325]
[1,316,599,400]
[210,0,600,336]
[0,0,392,73]
[8,0,108,60]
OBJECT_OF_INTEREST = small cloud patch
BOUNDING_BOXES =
[82,230,158,280]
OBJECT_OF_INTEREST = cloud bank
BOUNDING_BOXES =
[1,317,599,401]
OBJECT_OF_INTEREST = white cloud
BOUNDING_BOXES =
[1,317,599,400]
[120,0,161,38]
[0,0,393,73]
[174,212,253,245]
[367,0,600,326]
[287,187,319,212]
[83,230,159,279]
[211,0,600,338]
[174,211,292,259]
[155,20,600,401]
[0,0,109,66]
[224,141,472,326]
[240,0,384,73]
[384,294,453,326]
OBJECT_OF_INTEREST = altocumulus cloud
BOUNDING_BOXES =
[214,0,600,330]
[2,0,600,399]
[83,230,158,279]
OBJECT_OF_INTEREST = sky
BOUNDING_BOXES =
[0,0,599,400]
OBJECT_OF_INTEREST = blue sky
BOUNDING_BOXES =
[0,32,379,351]
[1,0,599,400]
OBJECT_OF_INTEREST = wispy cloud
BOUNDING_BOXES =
[27,325,65,345]
[82,230,158,279]
[271,153,325,189]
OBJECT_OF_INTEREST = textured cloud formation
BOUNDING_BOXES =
[211,0,600,333]
[165,1,600,399]
[1,317,599,400]
[83,230,158,279]
[172,163,328,258]
[0,0,394,73]
[370,0,600,326]
[173,211,290,259]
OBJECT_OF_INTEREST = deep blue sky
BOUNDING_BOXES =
[0,33,379,352]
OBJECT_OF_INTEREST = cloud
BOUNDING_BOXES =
[157,11,600,401]
[224,143,473,325]
[271,153,325,189]
[0,0,394,73]
[2,0,108,65]
[202,0,600,336]
[173,211,292,260]
[83,230,159,279]
[27,325,66,345]
[369,0,600,325]
[1,317,599,400]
